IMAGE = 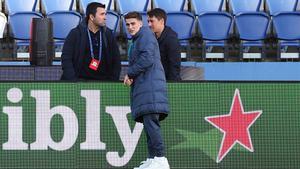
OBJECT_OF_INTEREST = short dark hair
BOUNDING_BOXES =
[147,8,167,24]
[124,11,142,21]
[86,2,106,21]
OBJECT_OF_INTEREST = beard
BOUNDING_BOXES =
[93,19,106,27]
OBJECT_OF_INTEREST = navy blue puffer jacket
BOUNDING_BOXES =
[128,26,169,122]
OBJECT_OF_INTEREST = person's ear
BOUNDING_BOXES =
[139,20,143,27]
[161,19,165,25]
[89,14,94,21]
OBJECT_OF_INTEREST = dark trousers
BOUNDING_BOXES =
[143,114,165,158]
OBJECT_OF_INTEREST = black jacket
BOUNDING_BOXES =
[61,20,121,81]
[157,26,181,81]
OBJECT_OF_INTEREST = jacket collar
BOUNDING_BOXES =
[157,26,170,42]
[132,26,147,40]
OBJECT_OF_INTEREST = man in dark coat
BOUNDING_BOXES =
[147,8,181,81]
[123,12,170,169]
[61,2,121,81]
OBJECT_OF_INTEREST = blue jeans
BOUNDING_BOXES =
[143,114,165,158]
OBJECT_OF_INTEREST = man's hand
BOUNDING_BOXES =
[123,74,133,86]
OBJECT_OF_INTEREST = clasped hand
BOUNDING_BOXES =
[123,74,133,86]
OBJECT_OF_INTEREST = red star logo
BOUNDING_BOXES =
[205,89,262,163]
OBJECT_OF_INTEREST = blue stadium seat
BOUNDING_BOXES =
[166,12,195,43]
[79,0,112,14]
[191,0,224,15]
[272,12,300,59]
[9,12,43,40]
[5,0,38,14]
[153,0,186,12]
[106,10,119,33]
[235,12,270,59]
[266,0,298,16]
[8,12,43,58]
[116,0,149,14]
[122,12,148,39]
[47,11,81,57]
[229,0,262,15]
[41,0,74,14]
[198,12,233,59]
[166,12,195,58]
[47,11,81,40]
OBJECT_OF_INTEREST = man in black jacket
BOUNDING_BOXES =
[61,2,121,81]
[147,8,181,81]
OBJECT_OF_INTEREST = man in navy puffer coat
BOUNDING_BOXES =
[124,12,170,169]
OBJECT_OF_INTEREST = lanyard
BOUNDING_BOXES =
[87,28,102,60]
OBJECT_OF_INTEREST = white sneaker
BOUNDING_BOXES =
[144,156,170,169]
[133,158,153,169]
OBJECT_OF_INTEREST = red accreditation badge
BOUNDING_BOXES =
[89,58,100,71]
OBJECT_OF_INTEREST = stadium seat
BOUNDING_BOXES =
[166,12,195,58]
[122,12,148,39]
[5,0,38,14]
[47,11,81,40]
[235,12,270,59]
[166,12,195,43]
[0,12,7,38]
[106,10,119,34]
[79,0,112,14]
[266,0,298,16]
[47,11,81,57]
[191,0,224,15]
[272,12,300,59]
[229,0,262,15]
[197,12,233,59]
[116,0,149,14]
[8,12,43,58]
[153,0,186,12]
[41,0,74,14]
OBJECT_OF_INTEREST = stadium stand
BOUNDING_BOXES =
[152,0,186,12]
[5,0,38,14]
[79,0,112,14]
[41,0,74,14]
[0,0,299,62]
[229,0,262,15]
[235,12,270,59]
[8,12,43,58]
[266,0,298,15]
[197,12,232,59]
[272,12,300,59]
[191,0,224,15]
